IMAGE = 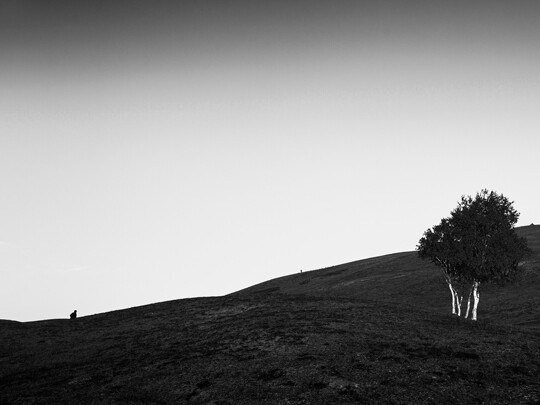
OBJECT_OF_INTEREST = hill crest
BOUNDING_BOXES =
[1,226,539,404]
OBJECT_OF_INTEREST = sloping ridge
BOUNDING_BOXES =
[1,227,539,404]
[233,225,540,326]
[233,251,436,301]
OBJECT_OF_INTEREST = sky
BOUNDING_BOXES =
[1,0,539,321]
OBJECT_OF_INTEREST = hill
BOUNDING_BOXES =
[1,226,539,404]
[234,224,540,330]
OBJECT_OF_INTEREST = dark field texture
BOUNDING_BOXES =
[1,226,539,404]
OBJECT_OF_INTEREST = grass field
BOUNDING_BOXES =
[1,226,539,404]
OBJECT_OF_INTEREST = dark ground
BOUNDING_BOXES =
[1,225,539,404]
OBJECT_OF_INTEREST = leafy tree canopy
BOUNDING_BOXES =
[418,189,530,285]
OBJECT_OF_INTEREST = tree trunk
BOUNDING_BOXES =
[448,284,463,317]
[464,284,473,319]
[448,283,456,315]
[471,281,480,321]
[455,289,463,317]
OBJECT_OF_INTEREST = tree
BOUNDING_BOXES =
[417,190,530,320]
[417,218,466,316]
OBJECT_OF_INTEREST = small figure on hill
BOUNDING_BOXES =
[70,310,77,319]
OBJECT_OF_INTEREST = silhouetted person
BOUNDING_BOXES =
[70,310,77,319]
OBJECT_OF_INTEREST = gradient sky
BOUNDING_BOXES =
[1,0,539,321]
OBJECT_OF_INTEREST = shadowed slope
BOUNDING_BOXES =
[1,226,539,404]
[2,294,540,404]
[234,225,540,329]
[233,251,438,303]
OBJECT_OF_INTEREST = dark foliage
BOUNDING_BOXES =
[418,190,530,285]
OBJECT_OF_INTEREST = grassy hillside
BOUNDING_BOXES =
[235,225,540,330]
[1,226,539,404]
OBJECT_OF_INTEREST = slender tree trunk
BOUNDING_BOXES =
[464,284,473,319]
[448,283,456,315]
[449,284,463,317]
[471,281,480,321]
[455,288,463,317]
